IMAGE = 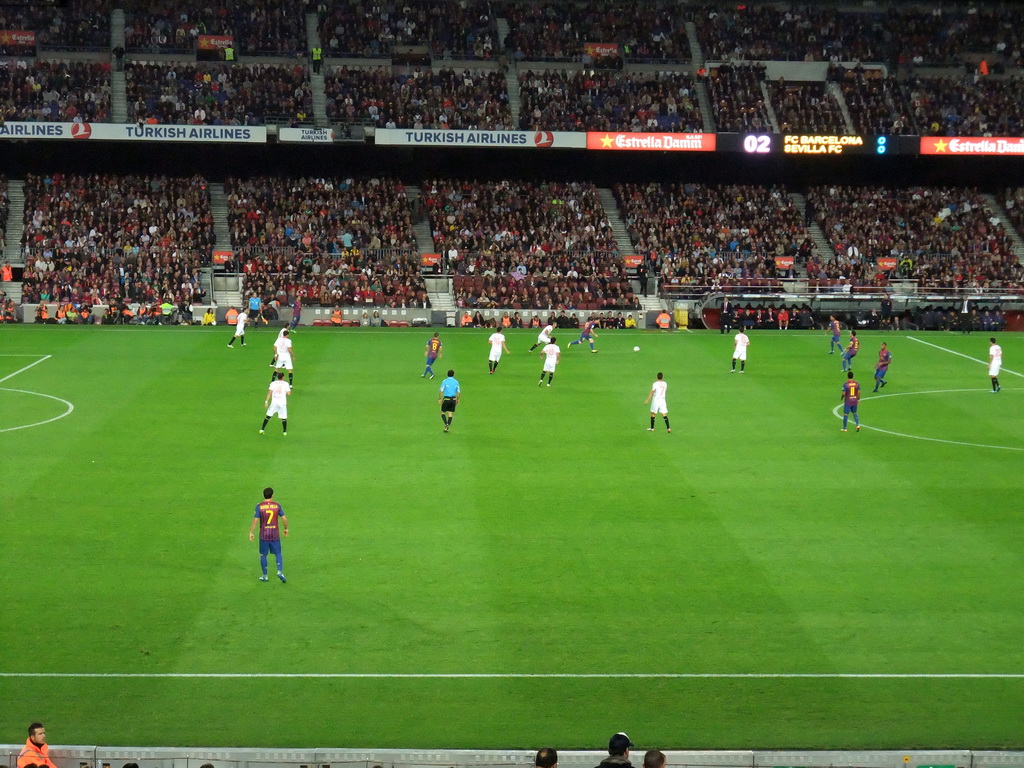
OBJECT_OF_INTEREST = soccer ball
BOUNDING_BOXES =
[633,346,640,352]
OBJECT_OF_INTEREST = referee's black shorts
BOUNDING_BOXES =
[440,397,457,413]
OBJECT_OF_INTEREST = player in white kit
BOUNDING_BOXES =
[989,337,1002,393]
[731,330,750,373]
[271,329,295,387]
[644,372,671,433]
[530,320,555,351]
[227,309,248,347]
[260,371,291,435]
[487,329,510,374]
[538,337,560,387]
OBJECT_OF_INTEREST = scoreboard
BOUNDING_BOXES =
[716,134,919,156]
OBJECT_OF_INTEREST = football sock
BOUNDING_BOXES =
[854,414,860,426]
[740,361,745,371]
[993,378,1000,391]
[281,419,287,433]
[260,554,268,575]
[731,360,736,370]
[548,373,553,384]
[288,373,293,385]
[650,416,656,429]
[843,414,848,429]
[441,412,447,425]
[261,417,270,429]
[227,337,234,346]
[589,342,594,350]
[663,416,671,430]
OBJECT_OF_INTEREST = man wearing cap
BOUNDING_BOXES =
[596,732,635,768]
[17,723,57,768]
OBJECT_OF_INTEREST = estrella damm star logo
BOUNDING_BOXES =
[933,138,948,152]
[600,134,613,148]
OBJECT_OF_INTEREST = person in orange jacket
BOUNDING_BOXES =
[18,722,57,768]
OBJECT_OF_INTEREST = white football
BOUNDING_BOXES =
[633,346,640,352]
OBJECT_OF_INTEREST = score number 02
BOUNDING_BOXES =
[743,135,773,153]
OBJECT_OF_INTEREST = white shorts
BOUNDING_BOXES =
[543,361,557,373]
[275,356,294,371]
[989,362,1001,377]
[234,328,245,337]
[733,350,747,361]
[650,398,668,415]
[266,404,288,419]
[488,350,502,362]
[537,333,551,344]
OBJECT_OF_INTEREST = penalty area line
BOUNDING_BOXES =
[908,336,1024,378]
[1,672,1023,679]
[0,354,51,384]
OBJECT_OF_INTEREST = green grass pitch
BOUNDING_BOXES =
[1,324,1022,750]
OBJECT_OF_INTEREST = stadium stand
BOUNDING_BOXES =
[805,185,1022,290]
[0,61,112,122]
[517,70,703,132]
[768,80,848,134]
[124,0,306,56]
[615,182,811,293]
[126,62,314,126]
[905,75,1024,136]
[316,0,498,59]
[324,66,512,129]
[504,0,688,63]
[706,64,772,133]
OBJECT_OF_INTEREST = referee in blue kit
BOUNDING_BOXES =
[438,369,460,433]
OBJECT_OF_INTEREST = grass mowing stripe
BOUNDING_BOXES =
[908,335,1024,377]
[3,672,1024,678]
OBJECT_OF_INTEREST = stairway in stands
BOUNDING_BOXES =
[597,188,636,257]
[407,185,453,312]
[1,179,24,301]
[684,21,716,133]
[208,183,240,307]
[110,8,127,123]
[982,192,1024,262]
[789,192,831,272]
[306,12,328,127]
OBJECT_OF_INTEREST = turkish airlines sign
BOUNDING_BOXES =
[586,132,716,151]
[374,128,586,149]
[0,122,266,143]
[920,136,1024,155]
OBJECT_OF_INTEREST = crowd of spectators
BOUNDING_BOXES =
[225,176,417,255]
[615,182,811,287]
[240,252,428,308]
[892,6,1024,68]
[805,185,1022,289]
[905,75,1024,137]
[693,5,889,64]
[834,67,913,135]
[0,0,111,54]
[450,252,638,310]
[317,0,497,59]
[517,70,703,132]
[124,0,306,56]
[706,64,772,133]
[504,0,687,62]
[126,62,313,126]
[20,250,208,308]
[0,60,111,122]
[424,179,619,257]
[324,66,511,129]
[769,79,847,134]
[21,172,215,258]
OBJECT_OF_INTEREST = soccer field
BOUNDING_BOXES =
[1,325,1022,750]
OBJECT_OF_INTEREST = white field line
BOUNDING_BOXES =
[0,354,50,383]
[830,388,1024,451]
[0,672,1022,679]
[908,336,1024,378]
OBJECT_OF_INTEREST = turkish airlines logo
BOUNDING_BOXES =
[533,131,554,148]
[71,123,92,139]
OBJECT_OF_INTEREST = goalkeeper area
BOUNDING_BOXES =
[1,325,1022,749]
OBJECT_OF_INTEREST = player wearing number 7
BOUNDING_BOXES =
[249,487,288,583]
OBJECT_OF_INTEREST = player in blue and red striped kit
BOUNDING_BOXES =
[840,371,861,432]
[248,487,289,583]
[567,319,599,352]
[873,342,891,392]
